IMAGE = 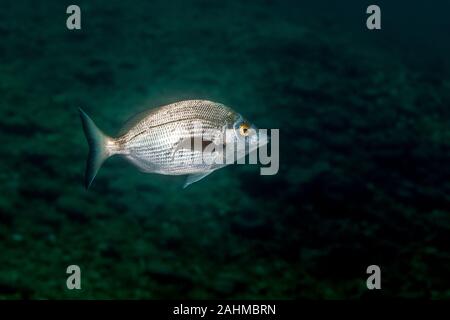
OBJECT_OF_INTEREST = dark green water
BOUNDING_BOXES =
[0,0,450,299]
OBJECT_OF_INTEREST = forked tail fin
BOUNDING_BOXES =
[79,108,112,189]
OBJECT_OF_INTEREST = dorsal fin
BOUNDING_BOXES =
[118,108,157,135]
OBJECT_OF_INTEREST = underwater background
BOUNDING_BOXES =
[1,0,450,299]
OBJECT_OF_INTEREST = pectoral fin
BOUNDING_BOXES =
[183,170,214,188]
[172,137,217,159]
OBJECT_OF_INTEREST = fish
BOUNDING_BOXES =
[79,99,267,189]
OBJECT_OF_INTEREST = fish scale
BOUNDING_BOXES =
[124,119,226,174]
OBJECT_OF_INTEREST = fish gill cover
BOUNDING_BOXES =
[0,0,449,299]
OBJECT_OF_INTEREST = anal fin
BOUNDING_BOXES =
[183,171,214,188]
[125,155,157,173]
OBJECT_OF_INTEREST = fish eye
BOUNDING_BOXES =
[239,122,251,136]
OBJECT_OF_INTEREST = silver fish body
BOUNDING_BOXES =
[79,100,265,188]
